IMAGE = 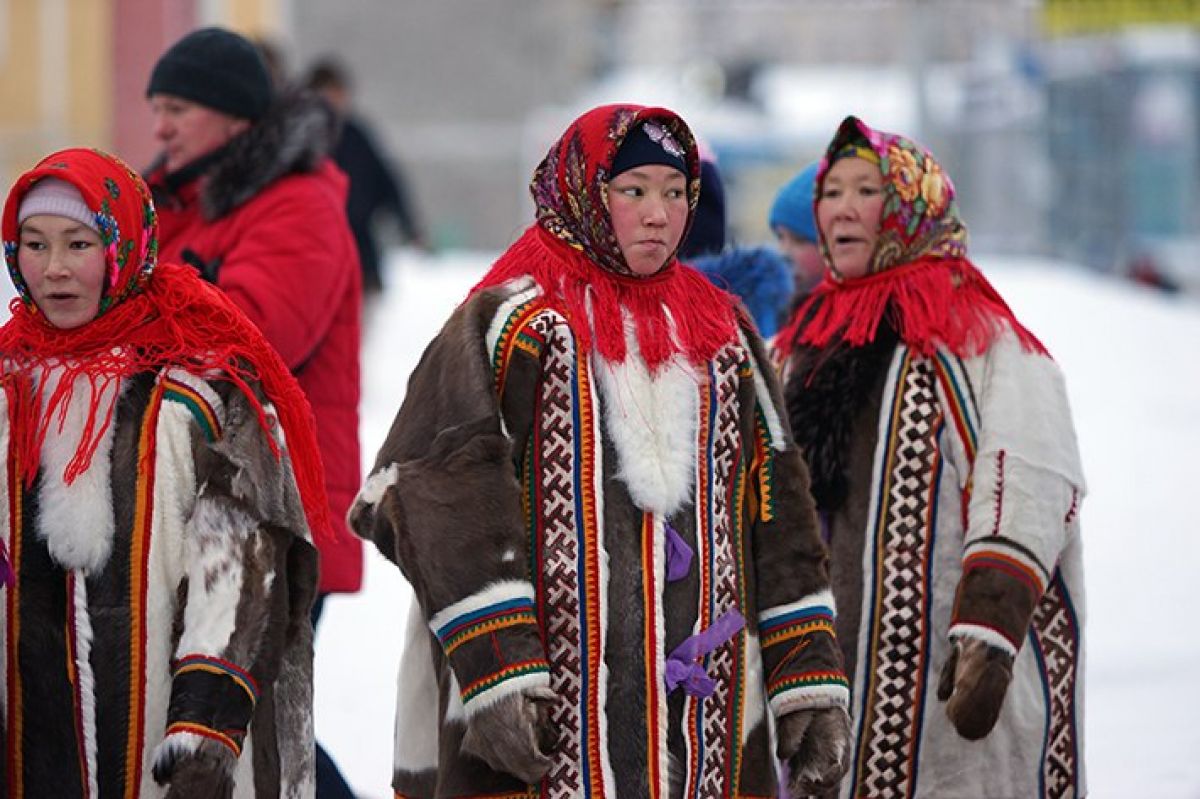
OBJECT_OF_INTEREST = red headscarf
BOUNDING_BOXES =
[471,104,740,371]
[1,148,331,540]
[774,116,1043,360]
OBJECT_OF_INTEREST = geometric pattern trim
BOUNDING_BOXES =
[850,351,943,799]
[1030,572,1082,799]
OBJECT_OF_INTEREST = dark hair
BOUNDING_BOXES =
[306,58,351,93]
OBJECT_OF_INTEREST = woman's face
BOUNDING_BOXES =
[817,156,885,280]
[17,214,107,329]
[607,164,689,276]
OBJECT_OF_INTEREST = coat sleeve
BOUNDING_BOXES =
[740,328,850,718]
[348,290,550,718]
[950,329,1086,655]
[150,371,318,782]
[215,173,357,370]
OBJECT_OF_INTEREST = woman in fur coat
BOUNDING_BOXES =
[0,148,322,797]
[349,104,852,799]
[773,116,1086,798]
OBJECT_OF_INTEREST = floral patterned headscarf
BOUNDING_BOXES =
[3,148,157,314]
[0,148,331,539]
[529,104,701,276]
[816,116,967,278]
[473,104,739,370]
[774,116,1043,360]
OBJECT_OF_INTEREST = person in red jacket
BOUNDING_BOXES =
[144,26,363,799]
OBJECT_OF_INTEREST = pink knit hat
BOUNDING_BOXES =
[17,178,99,233]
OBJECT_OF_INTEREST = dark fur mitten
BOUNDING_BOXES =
[937,637,1014,740]
[156,745,236,799]
[777,706,852,797]
[461,686,558,784]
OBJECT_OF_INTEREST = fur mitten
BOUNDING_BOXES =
[154,744,235,798]
[776,706,852,797]
[937,636,1014,740]
[461,686,558,784]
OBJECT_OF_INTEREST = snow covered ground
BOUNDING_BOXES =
[313,250,1200,798]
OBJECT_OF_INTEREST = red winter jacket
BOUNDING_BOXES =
[149,96,363,593]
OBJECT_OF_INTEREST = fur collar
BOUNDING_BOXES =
[785,321,899,511]
[153,91,336,222]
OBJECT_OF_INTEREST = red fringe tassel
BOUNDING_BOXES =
[775,259,1046,360]
[0,263,332,542]
[472,226,739,371]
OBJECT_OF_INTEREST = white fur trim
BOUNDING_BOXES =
[35,369,120,573]
[947,623,1019,658]
[757,589,837,625]
[461,671,551,718]
[739,329,787,451]
[355,462,399,508]
[594,324,698,516]
[175,497,255,657]
[741,632,766,747]
[141,401,199,798]
[483,278,540,358]
[394,598,440,771]
[769,683,851,717]
[427,579,536,635]
[162,368,226,427]
[71,575,100,798]
[445,670,465,724]
[232,735,255,799]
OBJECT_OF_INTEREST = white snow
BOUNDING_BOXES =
[313,249,1200,798]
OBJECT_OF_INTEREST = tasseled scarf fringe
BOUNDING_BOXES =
[471,226,739,371]
[775,258,1046,361]
[0,262,332,542]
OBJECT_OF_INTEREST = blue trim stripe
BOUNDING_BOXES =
[433,597,535,640]
[758,606,834,635]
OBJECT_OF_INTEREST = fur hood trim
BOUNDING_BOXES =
[201,90,336,221]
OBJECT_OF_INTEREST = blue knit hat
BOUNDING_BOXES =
[768,161,820,243]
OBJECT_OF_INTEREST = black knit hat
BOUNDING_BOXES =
[610,120,688,178]
[147,27,273,121]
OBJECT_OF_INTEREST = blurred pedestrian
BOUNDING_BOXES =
[0,147,321,796]
[685,151,795,337]
[144,26,364,799]
[769,161,824,299]
[774,116,1087,798]
[307,57,428,295]
[349,103,852,798]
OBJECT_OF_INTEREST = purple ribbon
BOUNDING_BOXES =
[663,521,693,582]
[665,609,746,697]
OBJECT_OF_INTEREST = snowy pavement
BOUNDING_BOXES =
[315,250,1200,798]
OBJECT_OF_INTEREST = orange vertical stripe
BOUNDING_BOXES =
[6,436,24,797]
[124,382,163,799]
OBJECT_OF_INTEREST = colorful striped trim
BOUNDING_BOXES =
[162,373,223,443]
[933,351,978,459]
[751,406,776,523]
[488,294,547,396]
[768,669,850,699]
[125,380,163,798]
[641,513,667,799]
[433,598,539,656]
[760,618,836,649]
[5,426,25,796]
[962,544,1048,597]
[758,593,835,631]
[164,721,244,758]
[459,659,551,708]
[173,654,260,705]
